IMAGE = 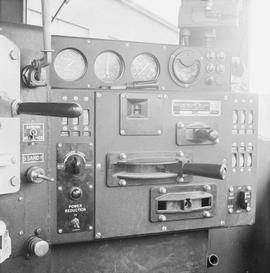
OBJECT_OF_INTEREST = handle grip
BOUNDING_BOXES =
[16,102,82,117]
[182,163,226,180]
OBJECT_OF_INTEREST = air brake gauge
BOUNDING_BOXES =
[94,51,124,83]
[130,53,159,81]
[54,48,87,81]
[169,49,202,87]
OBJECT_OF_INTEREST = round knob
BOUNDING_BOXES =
[65,154,85,175]
[70,187,82,200]
[27,236,49,257]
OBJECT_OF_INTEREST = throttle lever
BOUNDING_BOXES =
[16,102,82,117]
[182,163,227,180]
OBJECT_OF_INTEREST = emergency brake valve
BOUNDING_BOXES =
[106,152,226,187]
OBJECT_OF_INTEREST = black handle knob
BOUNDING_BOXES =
[65,155,85,175]
[16,102,82,117]
[182,163,226,180]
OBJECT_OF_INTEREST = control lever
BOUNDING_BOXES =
[16,102,82,117]
[26,167,55,184]
[182,163,227,180]
[0,91,82,118]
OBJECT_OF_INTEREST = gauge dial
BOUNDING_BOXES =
[54,49,87,81]
[94,51,124,83]
[169,49,201,87]
[131,53,159,81]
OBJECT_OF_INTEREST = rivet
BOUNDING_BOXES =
[119,153,127,160]
[62,96,67,101]
[18,196,23,201]
[18,230,24,236]
[73,96,78,101]
[58,229,63,234]
[178,151,185,157]
[58,186,63,191]
[125,43,129,47]
[96,163,101,169]
[120,130,126,135]
[229,187,234,193]
[10,176,19,187]
[58,143,62,148]
[203,185,211,191]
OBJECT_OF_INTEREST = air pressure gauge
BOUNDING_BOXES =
[169,49,202,87]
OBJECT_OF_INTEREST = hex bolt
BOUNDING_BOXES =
[203,185,211,192]
[159,215,167,222]
[159,187,167,194]
[96,232,102,238]
[118,179,127,186]
[119,153,127,160]
[202,211,211,218]
[10,176,19,187]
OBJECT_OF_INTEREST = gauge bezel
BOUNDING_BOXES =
[54,48,88,82]
[94,50,125,83]
[169,48,203,88]
[130,53,160,82]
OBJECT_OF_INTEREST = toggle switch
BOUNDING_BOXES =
[26,167,55,184]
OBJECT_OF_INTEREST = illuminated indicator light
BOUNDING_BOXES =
[233,110,238,124]
[232,154,237,168]
[83,110,90,125]
[72,118,79,125]
[248,111,254,124]
[239,154,245,168]
[61,117,68,125]
[239,110,246,124]
[246,153,252,168]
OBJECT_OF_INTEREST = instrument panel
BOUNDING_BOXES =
[50,36,231,91]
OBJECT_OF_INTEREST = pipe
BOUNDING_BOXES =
[32,0,52,70]
[207,254,219,268]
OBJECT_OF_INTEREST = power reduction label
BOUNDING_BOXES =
[23,123,44,142]
[172,100,221,116]
[22,153,44,164]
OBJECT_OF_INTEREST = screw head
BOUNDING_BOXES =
[159,187,167,194]
[58,229,63,234]
[202,211,211,218]
[18,196,23,201]
[228,208,234,214]
[120,130,126,135]
[159,215,167,222]
[58,143,62,148]
[220,220,225,226]
[119,179,127,186]
[10,176,19,186]
[203,185,211,191]
[96,232,102,238]
[119,153,127,160]
[229,187,234,193]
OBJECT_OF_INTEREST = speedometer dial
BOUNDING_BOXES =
[94,51,124,83]
[131,53,159,81]
[54,48,87,81]
[169,49,201,87]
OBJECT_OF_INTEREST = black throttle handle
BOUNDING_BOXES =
[16,102,82,117]
[182,163,227,180]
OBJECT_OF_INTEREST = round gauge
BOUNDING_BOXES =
[169,49,201,87]
[94,51,124,83]
[130,53,159,81]
[54,48,87,81]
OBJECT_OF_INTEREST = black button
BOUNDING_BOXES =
[70,187,82,200]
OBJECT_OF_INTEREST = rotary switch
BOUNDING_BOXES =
[65,153,86,175]
[27,236,49,257]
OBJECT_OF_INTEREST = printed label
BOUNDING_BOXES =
[23,123,44,142]
[22,153,44,163]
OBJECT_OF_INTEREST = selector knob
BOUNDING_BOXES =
[26,167,55,184]
[27,236,49,257]
[65,154,85,175]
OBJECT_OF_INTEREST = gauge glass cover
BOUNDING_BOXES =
[131,54,159,81]
[94,51,124,83]
[54,49,86,81]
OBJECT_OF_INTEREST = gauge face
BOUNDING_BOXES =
[131,54,159,81]
[54,49,87,81]
[170,49,201,87]
[94,51,124,83]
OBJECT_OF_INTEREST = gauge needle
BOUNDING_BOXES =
[105,56,110,76]
[137,63,150,76]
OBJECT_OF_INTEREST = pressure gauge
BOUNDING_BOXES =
[94,51,124,83]
[169,49,202,87]
[130,53,159,81]
[54,48,87,81]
